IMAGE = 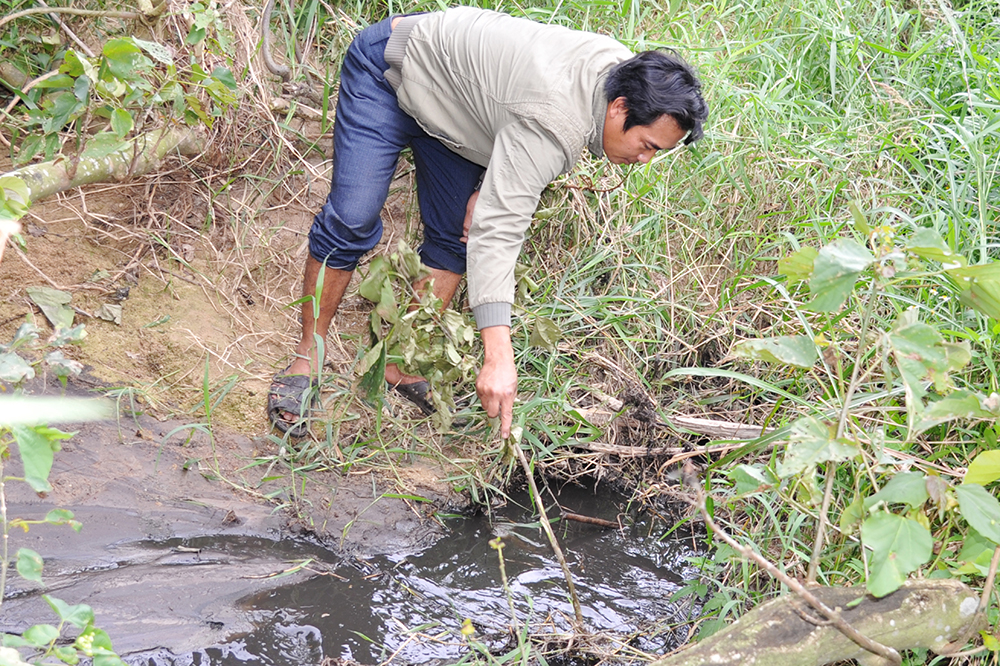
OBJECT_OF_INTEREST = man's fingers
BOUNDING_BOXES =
[500,397,513,439]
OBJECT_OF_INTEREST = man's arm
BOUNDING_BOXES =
[477,325,517,438]
[465,121,567,439]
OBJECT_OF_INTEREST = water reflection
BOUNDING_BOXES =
[128,486,700,665]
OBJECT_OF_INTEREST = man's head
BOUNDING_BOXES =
[601,50,708,165]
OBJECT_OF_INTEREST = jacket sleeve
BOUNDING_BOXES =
[467,120,568,330]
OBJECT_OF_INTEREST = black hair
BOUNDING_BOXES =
[605,50,708,144]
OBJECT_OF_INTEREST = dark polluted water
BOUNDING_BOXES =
[128,485,702,666]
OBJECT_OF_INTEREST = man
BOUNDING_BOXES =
[268,6,708,438]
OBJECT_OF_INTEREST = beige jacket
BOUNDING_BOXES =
[385,7,631,329]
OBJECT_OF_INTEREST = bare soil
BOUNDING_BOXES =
[0,147,466,545]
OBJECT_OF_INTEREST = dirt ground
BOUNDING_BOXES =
[0,141,472,537]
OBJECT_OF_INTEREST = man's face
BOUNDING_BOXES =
[602,97,687,165]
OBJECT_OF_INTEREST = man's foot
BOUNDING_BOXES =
[268,369,319,437]
[388,380,436,415]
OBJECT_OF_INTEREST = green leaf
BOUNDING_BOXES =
[807,239,873,312]
[957,529,995,575]
[907,227,963,265]
[110,108,133,138]
[864,471,929,510]
[733,335,818,369]
[358,340,386,403]
[358,257,388,302]
[960,279,1000,321]
[49,324,88,346]
[132,37,173,65]
[861,511,933,597]
[777,246,818,283]
[955,484,1000,544]
[77,132,128,161]
[25,286,74,330]
[44,350,84,379]
[729,464,772,495]
[966,450,1000,486]
[0,352,35,383]
[983,631,1000,652]
[777,415,859,478]
[916,390,999,435]
[44,596,94,629]
[211,66,237,89]
[11,425,72,492]
[23,624,59,648]
[529,316,561,352]
[16,548,43,582]
[102,38,148,80]
[53,646,79,665]
[31,74,75,89]
[839,494,864,535]
[847,200,871,237]
[375,281,398,324]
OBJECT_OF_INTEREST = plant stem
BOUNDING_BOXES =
[807,284,877,584]
[0,462,8,612]
[510,439,585,627]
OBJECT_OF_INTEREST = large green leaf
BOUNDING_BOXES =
[864,471,929,511]
[955,484,1000,544]
[44,596,95,629]
[966,450,1000,486]
[807,239,873,312]
[777,415,859,478]
[15,548,43,582]
[861,511,933,597]
[11,425,73,492]
[23,625,59,648]
[733,335,818,369]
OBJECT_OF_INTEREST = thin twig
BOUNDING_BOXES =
[509,438,585,627]
[562,511,619,529]
[684,461,902,666]
[34,0,95,58]
[0,7,143,31]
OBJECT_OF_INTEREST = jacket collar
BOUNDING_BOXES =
[587,70,611,158]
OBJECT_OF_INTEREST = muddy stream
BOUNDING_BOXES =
[3,410,700,665]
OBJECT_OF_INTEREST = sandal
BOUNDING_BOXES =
[268,371,320,437]
[389,380,436,416]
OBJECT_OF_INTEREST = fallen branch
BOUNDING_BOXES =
[4,126,203,204]
[0,7,148,32]
[652,578,983,666]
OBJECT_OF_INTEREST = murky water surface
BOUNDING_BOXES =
[122,485,700,665]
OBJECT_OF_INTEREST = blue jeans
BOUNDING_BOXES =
[308,16,486,275]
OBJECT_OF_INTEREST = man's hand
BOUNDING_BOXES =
[460,190,479,244]
[477,325,516,438]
